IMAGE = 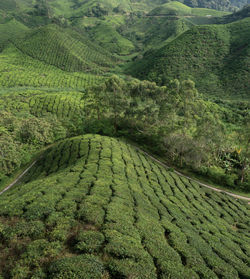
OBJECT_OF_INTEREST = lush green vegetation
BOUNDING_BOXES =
[128,17,250,99]
[177,0,250,11]
[0,135,249,278]
[0,75,249,193]
[0,46,102,89]
[148,1,230,17]
[12,24,116,73]
[0,2,249,278]
[0,19,29,50]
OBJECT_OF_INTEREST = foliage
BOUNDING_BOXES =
[12,24,116,73]
[0,110,67,183]
[128,18,250,99]
[0,4,249,278]
[0,135,249,278]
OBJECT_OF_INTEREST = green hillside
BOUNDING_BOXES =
[120,2,230,53]
[222,4,250,23]
[180,0,249,11]
[128,17,250,98]
[11,24,116,73]
[0,2,249,278]
[0,45,101,89]
[0,90,85,119]
[148,1,230,17]
[0,19,29,50]
[81,18,135,55]
[0,134,249,278]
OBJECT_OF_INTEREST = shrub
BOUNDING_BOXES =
[21,240,62,267]
[48,255,104,279]
[11,265,30,279]
[75,230,105,253]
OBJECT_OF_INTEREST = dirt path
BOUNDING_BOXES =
[136,147,250,204]
[1,145,249,205]
[0,160,37,196]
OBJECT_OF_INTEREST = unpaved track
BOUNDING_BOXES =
[136,147,250,204]
[1,146,249,205]
[0,160,37,196]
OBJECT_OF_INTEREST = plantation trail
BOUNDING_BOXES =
[0,142,55,196]
[145,15,207,18]
[135,147,250,204]
[1,144,250,205]
[0,160,37,196]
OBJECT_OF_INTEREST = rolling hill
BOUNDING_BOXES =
[0,45,101,89]
[11,24,116,73]
[0,19,29,50]
[148,1,230,17]
[0,1,249,278]
[128,17,250,98]
[0,134,249,278]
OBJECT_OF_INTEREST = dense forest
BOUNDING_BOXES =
[0,0,249,278]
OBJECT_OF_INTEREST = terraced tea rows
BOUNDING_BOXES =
[0,90,85,120]
[0,19,28,50]
[0,46,102,89]
[0,135,249,279]
[29,93,84,118]
[13,25,116,73]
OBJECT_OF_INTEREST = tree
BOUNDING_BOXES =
[18,117,53,145]
[0,134,21,176]
[34,0,51,17]
[105,75,129,133]
[237,115,250,183]
[85,83,108,121]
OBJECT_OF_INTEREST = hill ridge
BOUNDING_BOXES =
[0,134,249,278]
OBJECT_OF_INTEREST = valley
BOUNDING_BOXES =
[0,0,249,278]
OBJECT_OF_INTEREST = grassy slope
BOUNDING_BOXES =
[0,134,249,278]
[128,17,250,98]
[118,2,232,63]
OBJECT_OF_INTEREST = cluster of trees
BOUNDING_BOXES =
[0,111,67,183]
[83,75,249,191]
[86,4,109,17]
[0,75,248,191]
[32,0,51,17]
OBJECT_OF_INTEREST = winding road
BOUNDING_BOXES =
[0,147,249,205]
[136,147,250,204]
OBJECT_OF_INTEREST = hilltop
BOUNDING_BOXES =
[128,17,250,98]
[0,134,249,278]
[148,1,230,17]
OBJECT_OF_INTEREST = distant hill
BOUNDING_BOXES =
[0,134,249,278]
[222,4,250,23]
[0,19,29,50]
[11,24,116,73]
[128,17,250,98]
[148,1,230,17]
[179,0,250,11]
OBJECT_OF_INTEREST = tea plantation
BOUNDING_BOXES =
[0,135,249,279]
[0,1,250,278]
[0,46,101,89]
